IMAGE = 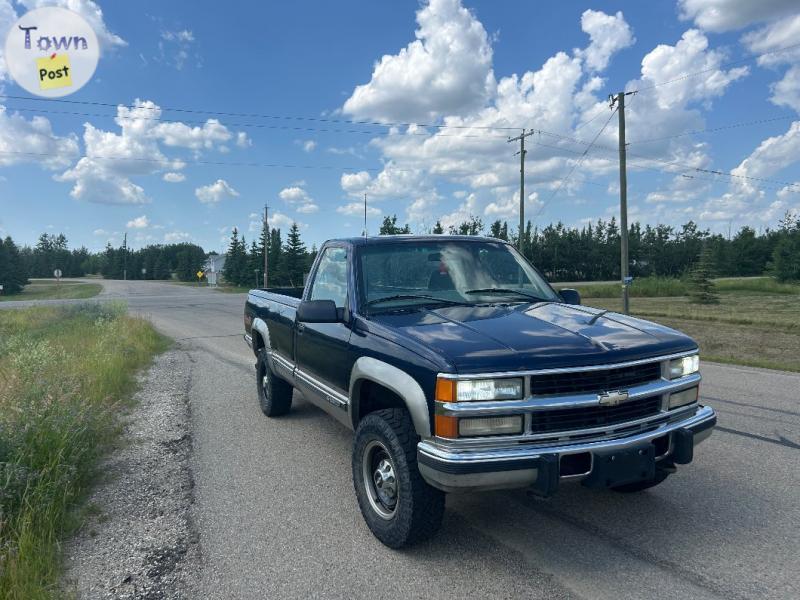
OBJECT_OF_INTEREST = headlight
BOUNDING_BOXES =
[435,377,524,402]
[668,354,699,379]
[668,386,699,409]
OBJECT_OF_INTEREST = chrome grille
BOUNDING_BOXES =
[530,361,661,396]
[529,396,661,434]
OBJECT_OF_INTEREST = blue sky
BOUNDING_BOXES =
[0,0,799,252]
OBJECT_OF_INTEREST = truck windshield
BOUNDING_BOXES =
[358,240,559,312]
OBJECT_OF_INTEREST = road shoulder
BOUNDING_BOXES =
[64,349,200,599]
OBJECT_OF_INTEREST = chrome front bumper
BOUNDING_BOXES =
[417,404,716,493]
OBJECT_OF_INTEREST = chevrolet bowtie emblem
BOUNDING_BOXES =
[598,390,629,406]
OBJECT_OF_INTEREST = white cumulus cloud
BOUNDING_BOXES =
[195,179,239,204]
[126,215,150,229]
[342,0,496,122]
[575,10,635,72]
[278,183,318,213]
[678,0,798,32]
[163,172,186,183]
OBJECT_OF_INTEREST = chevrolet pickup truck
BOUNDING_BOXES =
[244,235,716,548]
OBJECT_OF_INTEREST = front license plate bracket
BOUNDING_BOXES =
[582,443,656,489]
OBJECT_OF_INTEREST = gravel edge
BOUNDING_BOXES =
[63,349,201,599]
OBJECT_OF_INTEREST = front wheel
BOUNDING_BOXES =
[352,409,445,548]
[256,349,293,416]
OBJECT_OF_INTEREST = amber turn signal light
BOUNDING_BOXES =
[435,414,459,438]
[435,378,456,403]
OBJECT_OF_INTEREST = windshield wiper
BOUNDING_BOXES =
[464,288,550,303]
[364,294,470,310]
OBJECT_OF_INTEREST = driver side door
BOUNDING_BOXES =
[294,245,354,414]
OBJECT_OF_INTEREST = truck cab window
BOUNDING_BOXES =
[309,247,348,307]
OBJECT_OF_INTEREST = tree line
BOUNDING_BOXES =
[1,212,798,296]
[419,212,800,283]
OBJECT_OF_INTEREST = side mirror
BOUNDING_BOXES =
[297,299,339,323]
[559,288,581,305]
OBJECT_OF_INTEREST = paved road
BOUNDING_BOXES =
[3,280,799,599]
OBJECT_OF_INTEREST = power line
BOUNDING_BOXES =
[536,128,800,191]
[0,105,511,139]
[0,149,388,172]
[532,107,619,221]
[636,41,800,93]
[626,115,796,144]
[0,93,523,133]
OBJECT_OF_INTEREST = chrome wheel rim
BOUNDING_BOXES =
[260,363,270,400]
[362,440,398,519]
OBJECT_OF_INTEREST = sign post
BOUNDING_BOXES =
[54,268,62,289]
[196,270,204,287]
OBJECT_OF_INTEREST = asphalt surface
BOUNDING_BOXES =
[3,279,799,599]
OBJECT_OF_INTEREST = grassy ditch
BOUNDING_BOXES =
[556,276,800,299]
[0,303,168,599]
[581,289,800,372]
[0,281,102,302]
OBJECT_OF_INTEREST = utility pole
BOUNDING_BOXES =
[508,129,535,255]
[611,91,634,315]
[264,204,269,288]
[363,193,368,238]
[123,232,127,281]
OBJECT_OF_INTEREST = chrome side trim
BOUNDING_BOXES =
[295,366,349,409]
[436,349,698,380]
[268,351,295,383]
[244,333,253,349]
[349,357,432,439]
[418,405,715,467]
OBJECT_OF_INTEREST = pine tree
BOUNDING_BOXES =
[266,228,283,286]
[282,223,307,287]
[432,221,444,234]
[0,236,29,295]
[688,245,719,304]
[769,211,800,282]
[248,238,263,287]
[223,228,248,286]
[379,214,411,235]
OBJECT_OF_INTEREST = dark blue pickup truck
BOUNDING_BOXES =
[244,235,716,547]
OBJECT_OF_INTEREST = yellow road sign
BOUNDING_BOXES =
[197,270,204,279]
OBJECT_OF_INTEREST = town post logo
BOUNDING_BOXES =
[4,6,99,98]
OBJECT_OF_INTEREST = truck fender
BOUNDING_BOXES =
[250,317,271,354]
[349,357,431,438]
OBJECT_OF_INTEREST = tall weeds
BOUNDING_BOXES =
[0,303,167,599]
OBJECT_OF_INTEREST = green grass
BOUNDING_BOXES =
[0,281,102,302]
[582,289,800,372]
[0,303,168,599]
[556,276,800,299]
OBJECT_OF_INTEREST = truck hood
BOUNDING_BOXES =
[371,302,696,374]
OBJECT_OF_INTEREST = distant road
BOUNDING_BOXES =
[3,279,799,599]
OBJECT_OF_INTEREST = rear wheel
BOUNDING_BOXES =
[256,349,293,416]
[352,408,445,548]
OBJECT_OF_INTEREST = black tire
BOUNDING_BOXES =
[256,349,293,416]
[611,469,670,493]
[352,408,445,548]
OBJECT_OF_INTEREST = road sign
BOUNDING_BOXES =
[54,269,62,278]
[197,270,204,280]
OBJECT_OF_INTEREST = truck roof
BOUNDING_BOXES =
[328,234,510,246]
